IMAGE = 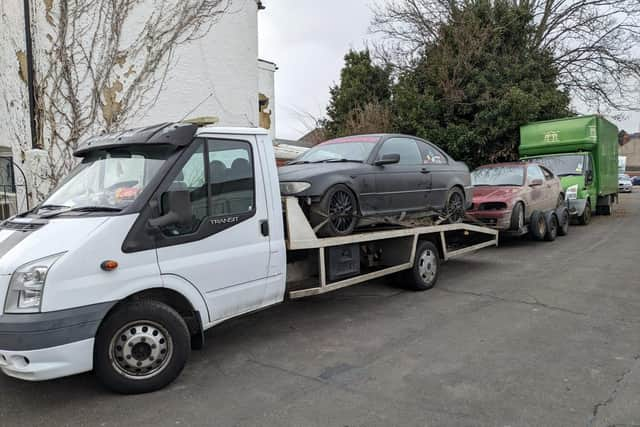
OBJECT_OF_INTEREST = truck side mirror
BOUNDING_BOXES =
[148,190,192,229]
[375,153,400,166]
[585,170,594,185]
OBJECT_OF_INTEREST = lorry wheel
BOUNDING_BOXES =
[404,240,440,291]
[577,200,591,225]
[94,300,191,394]
[556,206,570,236]
[311,184,358,237]
[544,211,558,241]
[529,211,546,241]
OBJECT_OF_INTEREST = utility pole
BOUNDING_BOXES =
[22,0,38,149]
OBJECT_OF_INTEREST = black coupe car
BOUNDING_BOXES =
[278,134,472,236]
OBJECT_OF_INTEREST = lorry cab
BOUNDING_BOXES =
[0,123,286,393]
[519,115,619,224]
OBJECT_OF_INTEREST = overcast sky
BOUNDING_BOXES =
[258,1,640,141]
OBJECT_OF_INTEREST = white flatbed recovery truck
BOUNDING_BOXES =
[0,124,497,394]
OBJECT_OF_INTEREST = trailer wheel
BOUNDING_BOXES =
[404,241,440,291]
[557,206,570,236]
[529,211,546,241]
[94,300,190,394]
[544,211,558,241]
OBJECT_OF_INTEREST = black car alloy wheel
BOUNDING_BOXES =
[445,188,465,223]
[328,188,356,233]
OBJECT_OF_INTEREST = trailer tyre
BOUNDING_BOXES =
[529,211,546,241]
[544,211,558,241]
[94,300,191,394]
[557,206,570,236]
[404,241,440,291]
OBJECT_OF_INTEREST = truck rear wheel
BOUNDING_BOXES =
[404,241,440,291]
[577,200,592,225]
[94,300,191,394]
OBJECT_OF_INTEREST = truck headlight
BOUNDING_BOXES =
[280,182,311,195]
[565,185,579,200]
[4,253,64,314]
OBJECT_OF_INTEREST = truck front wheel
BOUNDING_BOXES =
[578,200,592,225]
[94,300,191,394]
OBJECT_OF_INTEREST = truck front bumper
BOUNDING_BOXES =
[0,301,115,381]
[567,199,587,216]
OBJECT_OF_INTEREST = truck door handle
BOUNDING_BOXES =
[420,168,431,174]
[260,220,269,236]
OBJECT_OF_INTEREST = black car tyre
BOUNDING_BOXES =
[311,184,358,237]
[404,240,440,291]
[94,300,191,394]
[529,210,546,241]
[557,206,570,236]
[544,211,558,241]
[577,200,591,225]
[444,187,466,224]
[510,202,525,231]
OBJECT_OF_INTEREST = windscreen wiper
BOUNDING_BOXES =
[314,159,363,163]
[40,206,122,218]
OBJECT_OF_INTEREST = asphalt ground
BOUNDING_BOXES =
[2,192,640,426]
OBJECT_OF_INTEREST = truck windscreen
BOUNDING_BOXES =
[527,155,587,177]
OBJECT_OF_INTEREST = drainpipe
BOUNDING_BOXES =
[23,0,38,149]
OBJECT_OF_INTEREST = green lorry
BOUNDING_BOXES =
[519,115,619,225]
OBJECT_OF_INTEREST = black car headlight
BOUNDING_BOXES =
[280,182,311,195]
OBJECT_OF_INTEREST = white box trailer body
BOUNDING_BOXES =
[0,125,497,393]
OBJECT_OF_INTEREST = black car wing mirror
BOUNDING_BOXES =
[148,190,192,229]
[375,153,400,166]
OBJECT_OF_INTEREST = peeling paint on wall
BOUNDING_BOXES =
[102,80,124,124]
[43,0,54,26]
[16,51,28,83]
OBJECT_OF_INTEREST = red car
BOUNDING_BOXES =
[468,163,564,232]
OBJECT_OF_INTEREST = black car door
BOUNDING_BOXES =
[370,137,430,213]
[417,140,451,209]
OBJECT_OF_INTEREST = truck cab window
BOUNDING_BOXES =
[208,139,255,216]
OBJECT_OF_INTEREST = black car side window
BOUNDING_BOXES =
[420,142,448,165]
[378,138,422,165]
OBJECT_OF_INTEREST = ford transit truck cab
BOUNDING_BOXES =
[0,122,497,394]
[519,115,619,224]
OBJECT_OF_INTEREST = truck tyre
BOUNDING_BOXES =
[94,300,191,394]
[510,202,525,231]
[529,211,546,241]
[544,211,558,241]
[404,240,440,291]
[444,187,466,224]
[310,184,358,237]
[577,200,592,225]
[556,206,570,236]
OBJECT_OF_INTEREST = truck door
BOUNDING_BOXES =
[155,136,272,322]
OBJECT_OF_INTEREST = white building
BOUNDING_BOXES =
[0,0,276,213]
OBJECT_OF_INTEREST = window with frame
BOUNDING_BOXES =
[420,142,447,165]
[527,165,545,183]
[378,138,422,165]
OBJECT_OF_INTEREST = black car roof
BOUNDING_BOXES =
[74,122,198,157]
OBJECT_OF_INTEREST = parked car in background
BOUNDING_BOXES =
[278,134,472,236]
[632,176,640,186]
[619,174,633,193]
[468,163,564,232]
